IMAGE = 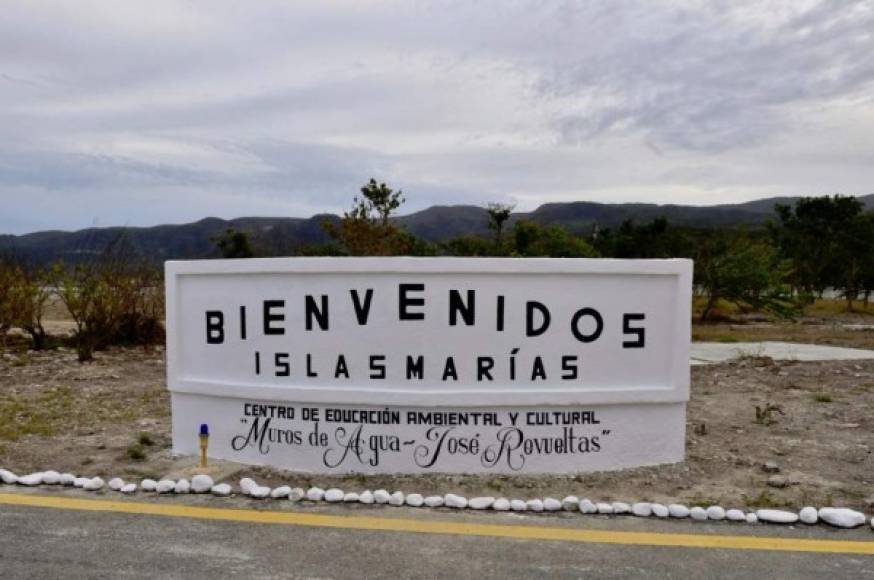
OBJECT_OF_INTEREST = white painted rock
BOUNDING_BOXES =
[358,490,374,504]
[18,473,44,486]
[174,479,191,494]
[191,474,214,493]
[289,487,305,502]
[818,508,865,528]
[424,495,444,508]
[469,497,495,510]
[325,488,344,502]
[527,499,544,512]
[120,483,137,494]
[373,489,391,504]
[307,487,325,501]
[612,502,630,515]
[240,478,258,495]
[444,494,468,509]
[405,493,424,507]
[211,483,232,497]
[250,486,271,499]
[579,499,597,514]
[799,506,818,525]
[270,486,291,499]
[652,503,669,518]
[726,509,746,522]
[0,469,18,484]
[510,499,527,512]
[141,479,157,492]
[156,480,175,494]
[60,473,76,486]
[632,502,652,517]
[596,502,613,514]
[42,471,61,485]
[84,477,105,491]
[756,509,798,524]
[746,513,758,524]
[108,478,125,491]
[561,496,579,511]
[73,477,89,488]
[705,506,726,521]
[690,507,708,521]
[544,498,562,512]
[344,492,360,503]
[493,498,510,511]
[388,491,405,506]
[668,504,690,518]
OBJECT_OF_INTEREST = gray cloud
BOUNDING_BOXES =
[1,0,873,234]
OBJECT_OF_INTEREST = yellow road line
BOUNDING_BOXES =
[1,492,872,555]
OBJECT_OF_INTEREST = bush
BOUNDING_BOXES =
[48,236,165,362]
[126,442,146,461]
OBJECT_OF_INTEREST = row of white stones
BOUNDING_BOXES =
[2,468,870,529]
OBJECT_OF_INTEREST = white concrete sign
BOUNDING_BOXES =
[166,257,692,474]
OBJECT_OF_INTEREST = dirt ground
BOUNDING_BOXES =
[2,320,873,511]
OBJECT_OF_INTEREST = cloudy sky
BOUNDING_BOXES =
[2,0,873,234]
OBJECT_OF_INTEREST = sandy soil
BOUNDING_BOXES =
[2,340,872,511]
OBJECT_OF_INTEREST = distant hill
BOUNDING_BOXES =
[2,194,872,265]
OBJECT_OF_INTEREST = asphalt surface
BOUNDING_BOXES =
[1,490,872,579]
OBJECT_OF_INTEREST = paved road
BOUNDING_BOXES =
[1,491,872,579]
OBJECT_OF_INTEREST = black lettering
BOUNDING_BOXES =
[531,356,547,380]
[561,355,578,379]
[406,355,424,379]
[449,289,475,326]
[571,307,603,343]
[334,355,349,379]
[206,310,224,344]
[305,295,329,330]
[477,357,494,381]
[350,289,374,325]
[275,352,290,376]
[239,306,247,339]
[623,313,646,348]
[399,283,425,320]
[263,300,285,335]
[306,354,318,377]
[369,355,386,379]
[442,357,458,381]
[526,301,551,337]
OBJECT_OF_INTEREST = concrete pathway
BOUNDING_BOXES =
[691,341,874,365]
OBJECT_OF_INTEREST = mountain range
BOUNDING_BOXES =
[2,194,872,265]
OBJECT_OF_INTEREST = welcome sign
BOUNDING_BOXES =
[166,258,692,474]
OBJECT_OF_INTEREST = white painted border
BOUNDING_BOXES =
[165,257,692,407]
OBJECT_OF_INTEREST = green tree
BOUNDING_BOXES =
[9,265,50,350]
[511,221,597,257]
[486,202,514,253]
[695,234,799,322]
[213,228,255,259]
[595,217,694,259]
[49,261,121,362]
[441,235,496,257]
[324,179,414,256]
[771,195,865,307]
[0,260,17,348]
[357,178,405,226]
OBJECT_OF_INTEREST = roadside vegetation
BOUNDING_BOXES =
[281,182,873,323]
[1,181,871,363]
[0,235,165,362]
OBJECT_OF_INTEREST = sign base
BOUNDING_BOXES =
[171,393,685,475]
